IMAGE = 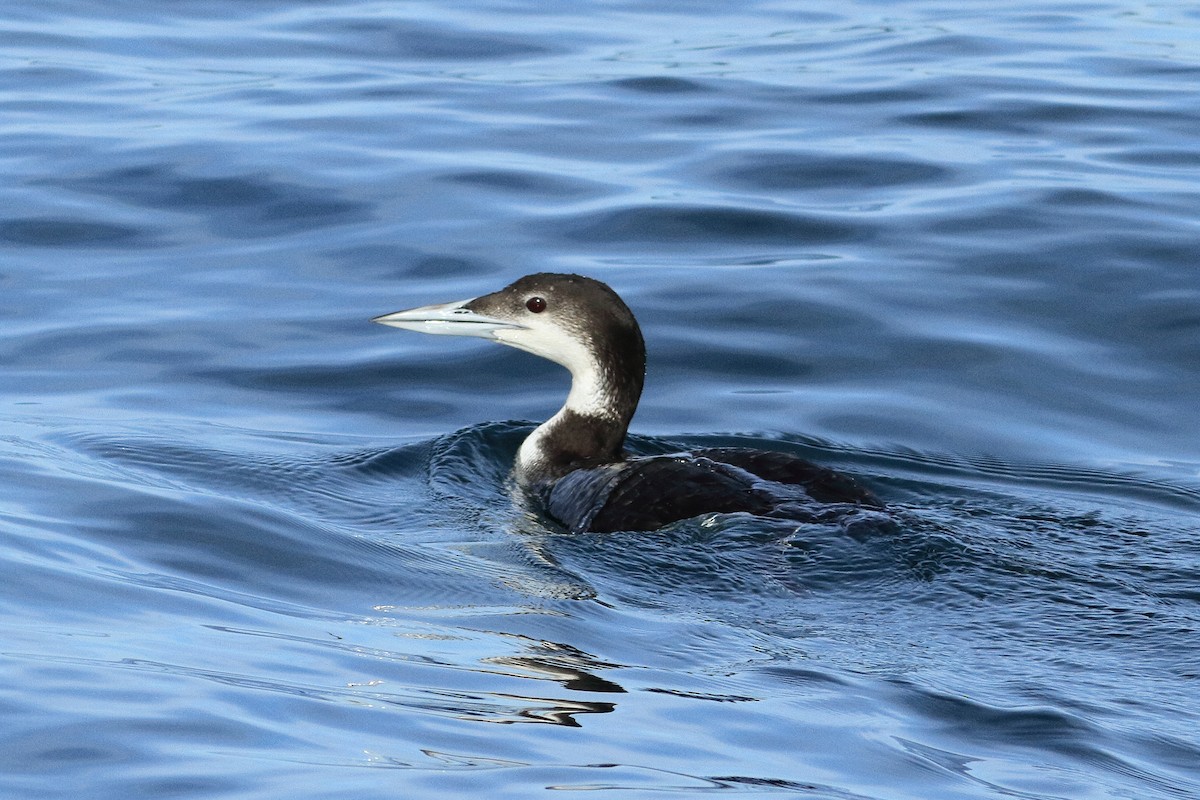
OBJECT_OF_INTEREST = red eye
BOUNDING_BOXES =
[526,296,547,313]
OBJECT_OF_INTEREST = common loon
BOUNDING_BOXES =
[373,273,881,533]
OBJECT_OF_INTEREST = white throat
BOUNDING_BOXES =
[514,358,615,483]
[488,310,639,486]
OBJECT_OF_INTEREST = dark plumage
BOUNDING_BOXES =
[374,273,881,533]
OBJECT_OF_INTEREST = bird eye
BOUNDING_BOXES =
[526,296,547,313]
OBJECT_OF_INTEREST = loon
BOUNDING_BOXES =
[373,273,881,533]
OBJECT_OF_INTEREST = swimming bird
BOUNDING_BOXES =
[373,273,881,533]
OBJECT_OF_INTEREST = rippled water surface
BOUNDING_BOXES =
[3,1,1199,798]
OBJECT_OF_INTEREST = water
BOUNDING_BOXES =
[3,1,1199,797]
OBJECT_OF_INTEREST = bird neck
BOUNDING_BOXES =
[515,346,644,485]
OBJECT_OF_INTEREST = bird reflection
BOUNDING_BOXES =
[469,644,623,727]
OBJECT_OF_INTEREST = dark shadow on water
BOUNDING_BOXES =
[557,204,862,246]
[0,218,159,249]
[47,164,371,238]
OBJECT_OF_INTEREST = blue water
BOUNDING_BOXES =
[3,1,1199,797]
